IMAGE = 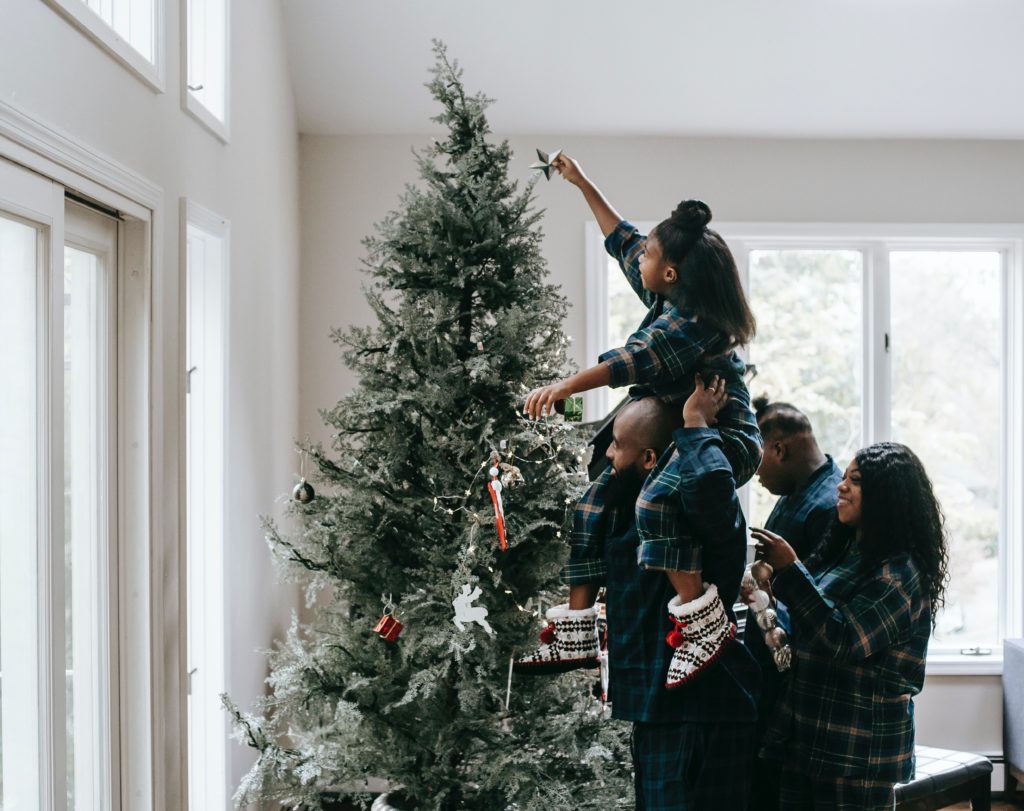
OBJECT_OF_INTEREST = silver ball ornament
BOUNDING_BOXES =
[292,478,315,503]
[756,607,777,631]
[766,627,789,650]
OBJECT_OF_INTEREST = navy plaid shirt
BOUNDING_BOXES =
[764,546,930,780]
[763,457,843,560]
[604,428,760,724]
[749,457,842,749]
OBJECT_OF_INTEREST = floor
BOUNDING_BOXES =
[941,802,1023,809]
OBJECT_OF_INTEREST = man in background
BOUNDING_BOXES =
[749,397,843,810]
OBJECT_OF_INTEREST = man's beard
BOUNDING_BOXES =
[604,465,645,511]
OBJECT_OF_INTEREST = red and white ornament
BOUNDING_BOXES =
[374,594,404,641]
[486,452,508,551]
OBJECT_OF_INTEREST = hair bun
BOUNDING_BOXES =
[671,199,712,231]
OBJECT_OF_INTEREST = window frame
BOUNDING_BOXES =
[181,198,231,810]
[180,0,231,142]
[1,97,162,807]
[586,220,1024,674]
[42,0,165,93]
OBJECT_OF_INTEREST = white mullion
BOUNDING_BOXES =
[45,182,69,811]
[107,224,125,811]
[864,242,891,444]
[732,240,753,529]
[1003,240,1024,642]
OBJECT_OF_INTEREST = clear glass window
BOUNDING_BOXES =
[746,249,864,527]
[889,250,1003,648]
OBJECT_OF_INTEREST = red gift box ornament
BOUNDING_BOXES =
[374,593,403,641]
[374,614,403,641]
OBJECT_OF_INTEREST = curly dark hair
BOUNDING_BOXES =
[651,199,756,348]
[811,442,949,626]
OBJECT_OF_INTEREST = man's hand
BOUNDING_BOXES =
[524,381,573,419]
[751,527,799,573]
[682,374,728,428]
[552,153,586,186]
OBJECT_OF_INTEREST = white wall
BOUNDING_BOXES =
[300,132,1024,777]
[0,1,301,807]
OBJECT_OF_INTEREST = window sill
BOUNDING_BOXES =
[43,0,164,93]
[184,94,230,144]
[925,653,1003,676]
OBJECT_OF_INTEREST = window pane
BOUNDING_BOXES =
[890,251,1002,648]
[0,214,42,808]
[64,242,111,809]
[747,250,863,527]
[83,0,155,62]
[600,256,650,418]
[186,222,228,810]
[187,0,228,123]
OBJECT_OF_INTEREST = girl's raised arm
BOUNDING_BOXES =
[553,154,622,238]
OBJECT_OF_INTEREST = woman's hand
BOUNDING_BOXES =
[552,153,586,186]
[682,374,729,428]
[524,381,573,419]
[751,527,799,573]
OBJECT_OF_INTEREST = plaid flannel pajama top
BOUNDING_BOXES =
[561,221,762,584]
[763,545,931,783]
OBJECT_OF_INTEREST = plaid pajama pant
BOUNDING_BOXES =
[779,766,896,810]
[631,721,757,811]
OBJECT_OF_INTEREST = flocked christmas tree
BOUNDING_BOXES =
[225,43,631,810]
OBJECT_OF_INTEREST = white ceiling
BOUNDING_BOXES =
[282,0,1024,139]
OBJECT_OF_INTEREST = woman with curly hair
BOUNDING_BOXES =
[752,442,949,811]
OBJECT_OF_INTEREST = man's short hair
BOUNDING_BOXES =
[753,395,813,440]
[617,397,681,453]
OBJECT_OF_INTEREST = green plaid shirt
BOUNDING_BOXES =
[764,547,931,780]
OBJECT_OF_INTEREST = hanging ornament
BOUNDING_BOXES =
[741,562,792,672]
[597,601,610,704]
[292,446,315,503]
[486,452,508,551]
[373,593,404,641]
[554,395,584,422]
[452,583,494,635]
[499,461,524,488]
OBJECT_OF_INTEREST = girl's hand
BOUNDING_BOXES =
[682,374,729,428]
[552,153,586,186]
[524,382,573,418]
[751,527,799,573]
